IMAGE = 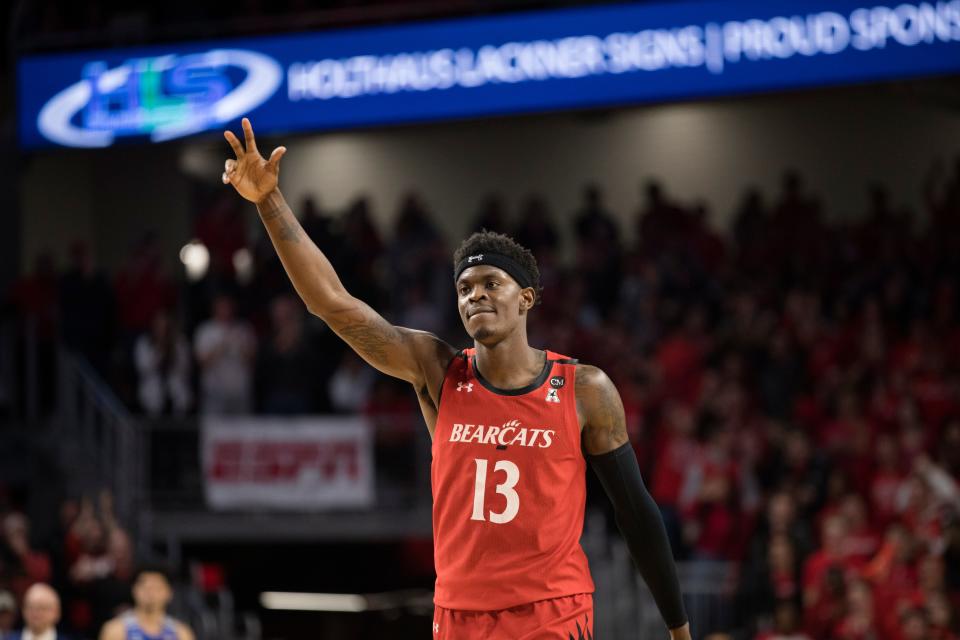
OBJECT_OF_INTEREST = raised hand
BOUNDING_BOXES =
[222,117,287,204]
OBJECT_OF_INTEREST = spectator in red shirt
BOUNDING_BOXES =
[821,392,877,495]
[803,514,862,613]
[898,607,931,640]
[804,564,849,638]
[0,513,52,601]
[680,423,746,561]
[833,578,878,640]
[926,590,959,640]
[865,523,921,639]
[654,309,707,406]
[838,494,880,562]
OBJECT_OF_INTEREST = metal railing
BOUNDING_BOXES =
[54,348,263,640]
[583,509,739,640]
[56,348,146,545]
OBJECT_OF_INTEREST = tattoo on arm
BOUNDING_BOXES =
[337,320,399,362]
[600,397,630,450]
[578,365,630,454]
[257,199,287,221]
[257,198,302,242]
[277,216,301,243]
[325,298,454,388]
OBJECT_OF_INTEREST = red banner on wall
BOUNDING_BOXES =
[202,417,374,510]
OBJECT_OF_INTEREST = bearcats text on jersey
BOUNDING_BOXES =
[448,419,555,448]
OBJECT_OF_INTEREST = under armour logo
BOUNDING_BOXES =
[457,382,474,392]
[467,254,484,263]
[433,622,440,634]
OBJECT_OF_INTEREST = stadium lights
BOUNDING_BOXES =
[259,592,368,613]
[179,240,210,282]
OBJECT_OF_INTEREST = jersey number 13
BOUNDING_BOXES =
[470,458,520,524]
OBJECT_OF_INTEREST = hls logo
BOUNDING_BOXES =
[38,49,282,147]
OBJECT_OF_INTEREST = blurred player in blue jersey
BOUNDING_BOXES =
[99,566,194,640]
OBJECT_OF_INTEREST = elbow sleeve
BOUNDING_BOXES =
[588,442,688,630]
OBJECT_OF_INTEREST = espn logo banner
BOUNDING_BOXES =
[202,417,374,510]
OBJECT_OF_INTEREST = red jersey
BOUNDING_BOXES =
[431,348,594,610]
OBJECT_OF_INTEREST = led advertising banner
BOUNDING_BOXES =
[17,0,960,149]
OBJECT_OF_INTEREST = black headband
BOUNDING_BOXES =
[454,252,534,290]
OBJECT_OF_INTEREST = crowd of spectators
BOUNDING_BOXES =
[0,491,137,639]
[3,156,960,638]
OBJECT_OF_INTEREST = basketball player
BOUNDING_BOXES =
[99,566,194,640]
[223,118,691,639]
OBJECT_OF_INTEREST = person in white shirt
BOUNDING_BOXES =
[12,583,63,640]
[328,352,375,413]
[194,294,256,415]
[134,311,193,417]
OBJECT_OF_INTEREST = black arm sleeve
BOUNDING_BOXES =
[587,442,688,630]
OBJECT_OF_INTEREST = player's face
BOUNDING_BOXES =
[133,573,172,612]
[456,266,532,343]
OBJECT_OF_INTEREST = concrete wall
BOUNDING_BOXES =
[20,144,191,274]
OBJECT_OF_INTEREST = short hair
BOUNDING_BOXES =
[133,562,173,585]
[453,230,543,305]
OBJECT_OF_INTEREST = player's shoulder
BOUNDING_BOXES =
[102,616,126,630]
[573,363,622,420]
[574,363,615,392]
[99,617,126,640]
[402,328,458,365]
[173,619,196,640]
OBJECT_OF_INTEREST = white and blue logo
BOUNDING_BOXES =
[36,49,283,148]
[19,0,960,149]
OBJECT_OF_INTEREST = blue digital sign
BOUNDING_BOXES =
[17,0,960,149]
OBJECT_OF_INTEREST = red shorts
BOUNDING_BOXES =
[432,593,593,640]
